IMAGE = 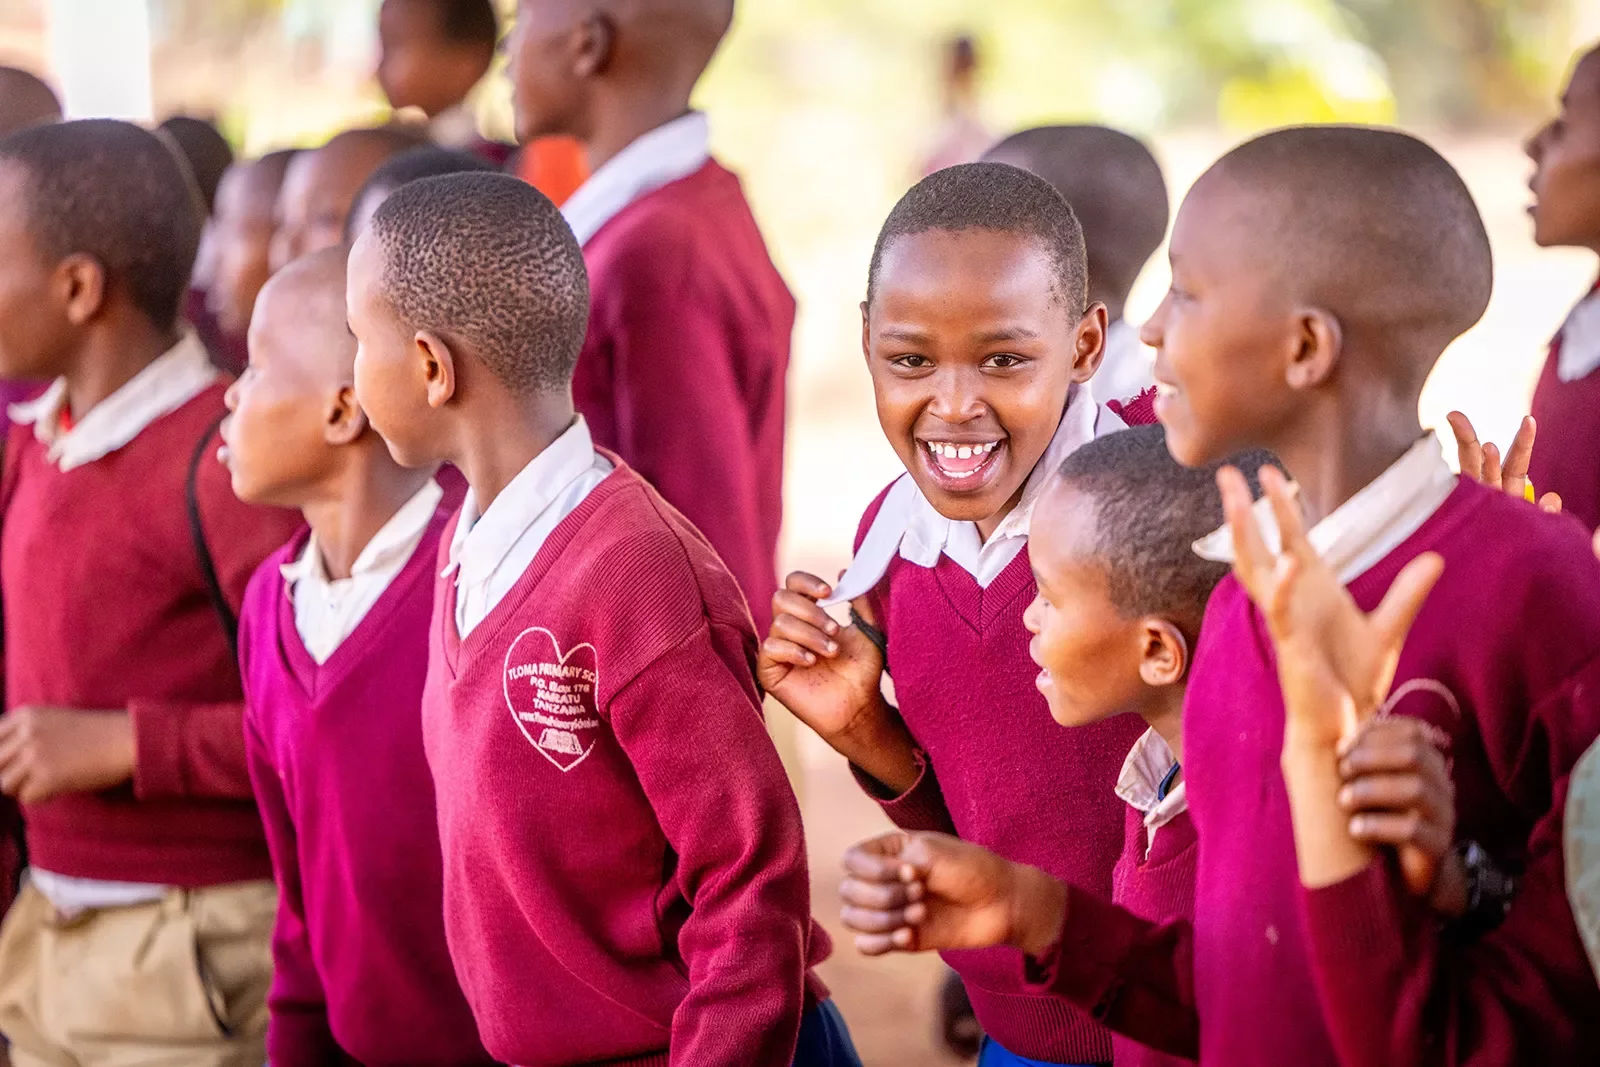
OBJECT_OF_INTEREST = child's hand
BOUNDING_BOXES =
[1447,411,1562,514]
[0,706,135,804]
[1220,464,1444,749]
[839,831,1066,957]
[1337,716,1455,899]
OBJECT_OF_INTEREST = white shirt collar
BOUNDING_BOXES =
[826,386,1125,605]
[560,112,711,246]
[1193,432,1457,585]
[8,332,219,472]
[1113,727,1188,857]
[1557,287,1600,383]
[446,417,599,584]
[429,101,480,151]
[281,478,444,588]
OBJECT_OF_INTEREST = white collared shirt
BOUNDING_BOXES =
[446,417,613,638]
[559,112,711,247]
[282,480,444,664]
[826,386,1126,606]
[1096,319,1156,407]
[1557,288,1600,383]
[1114,728,1188,858]
[1192,432,1458,585]
[8,332,219,473]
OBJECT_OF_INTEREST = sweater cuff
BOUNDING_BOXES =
[1020,886,1131,1003]
[1301,858,1409,964]
[850,749,958,835]
[129,697,190,800]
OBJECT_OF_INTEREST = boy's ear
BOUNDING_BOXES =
[414,329,458,409]
[58,254,107,326]
[1070,302,1109,383]
[1137,618,1189,688]
[574,13,616,78]
[1285,307,1342,391]
[859,301,871,363]
[324,383,370,447]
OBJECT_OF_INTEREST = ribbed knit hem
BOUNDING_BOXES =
[850,750,958,835]
[963,980,1112,1064]
[1300,859,1406,964]
[25,824,271,887]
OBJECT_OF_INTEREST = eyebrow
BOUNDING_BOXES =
[877,325,1042,344]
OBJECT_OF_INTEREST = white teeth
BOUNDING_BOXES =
[957,446,972,459]
[1155,382,1178,399]
[924,441,1000,457]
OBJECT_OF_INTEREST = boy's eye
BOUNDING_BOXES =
[983,352,1026,369]
[890,353,931,370]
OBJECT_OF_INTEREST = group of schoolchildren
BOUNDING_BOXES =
[0,0,1599,1064]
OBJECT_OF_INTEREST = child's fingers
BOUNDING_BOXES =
[839,874,920,911]
[782,571,834,601]
[1336,772,1427,814]
[1259,464,1312,563]
[1369,552,1444,660]
[841,832,911,882]
[1501,416,1536,498]
[771,590,840,637]
[1482,442,1504,491]
[769,613,840,659]
[1539,491,1563,515]
[1337,721,1447,778]
[1446,411,1483,481]
[840,900,915,935]
[759,637,818,670]
[1218,466,1273,591]
[1348,811,1451,858]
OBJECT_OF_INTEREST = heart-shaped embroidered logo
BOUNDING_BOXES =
[502,627,601,772]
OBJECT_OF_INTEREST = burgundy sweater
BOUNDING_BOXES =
[573,160,792,636]
[1028,479,1600,1065]
[422,459,828,1067]
[1110,804,1196,1067]
[240,515,491,1067]
[852,487,1144,1063]
[1529,308,1600,531]
[1,382,301,885]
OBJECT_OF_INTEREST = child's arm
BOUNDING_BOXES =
[838,831,1200,1059]
[243,712,343,1067]
[1222,464,1600,1065]
[615,621,818,1067]
[759,573,955,833]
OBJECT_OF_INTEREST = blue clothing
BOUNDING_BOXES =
[793,1000,863,1067]
[978,1036,1107,1067]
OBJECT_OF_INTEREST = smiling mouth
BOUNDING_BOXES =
[921,438,1004,482]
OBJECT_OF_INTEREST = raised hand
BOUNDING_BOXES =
[1447,411,1562,514]
[839,831,1065,957]
[758,572,919,791]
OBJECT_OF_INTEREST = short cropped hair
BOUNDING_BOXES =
[1056,424,1279,633]
[985,126,1168,306]
[868,161,1087,313]
[368,172,589,394]
[346,145,494,242]
[157,115,234,215]
[424,0,498,48]
[0,119,202,326]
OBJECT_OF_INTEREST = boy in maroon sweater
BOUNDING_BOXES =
[1526,44,1600,531]
[0,119,302,1066]
[761,162,1146,1066]
[220,248,490,1067]
[507,0,790,633]
[840,127,1600,1066]
[346,172,854,1067]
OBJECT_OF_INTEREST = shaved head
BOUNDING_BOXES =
[256,246,354,384]
[0,67,61,138]
[984,126,1168,313]
[1199,126,1491,374]
[272,125,426,271]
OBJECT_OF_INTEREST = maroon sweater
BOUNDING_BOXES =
[422,459,828,1067]
[1110,804,1196,1067]
[851,487,1143,1063]
[1529,295,1600,531]
[240,515,491,1067]
[1028,479,1600,1065]
[1,382,301,885]
[573,160,792,636]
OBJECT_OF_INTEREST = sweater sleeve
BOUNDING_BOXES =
[1299,654,1600,1066]
[603,273,774,628]
[1023,885,1200,1058]
[244,713,342,1067]
[849,752,960,835]
[609,621,812,1067]
[130,439,301,801]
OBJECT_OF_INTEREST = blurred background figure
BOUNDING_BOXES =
[0,66,60,138]
[157,113,243,370]
[199,149,299,373]
[269,124,424,272]
[919,35,994,176]
[375,0,512,165]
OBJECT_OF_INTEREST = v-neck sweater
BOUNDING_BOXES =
[849,485,1143,1063]
[421,458,828,1067]
[1026,479,1600,1065]
[239,509,491,1067]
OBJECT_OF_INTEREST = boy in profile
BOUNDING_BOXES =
[347,172,856,1066]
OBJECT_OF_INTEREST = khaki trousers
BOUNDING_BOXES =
[0,880,274,1067]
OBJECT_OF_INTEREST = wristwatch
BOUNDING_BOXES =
[1451,840,1516,940]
